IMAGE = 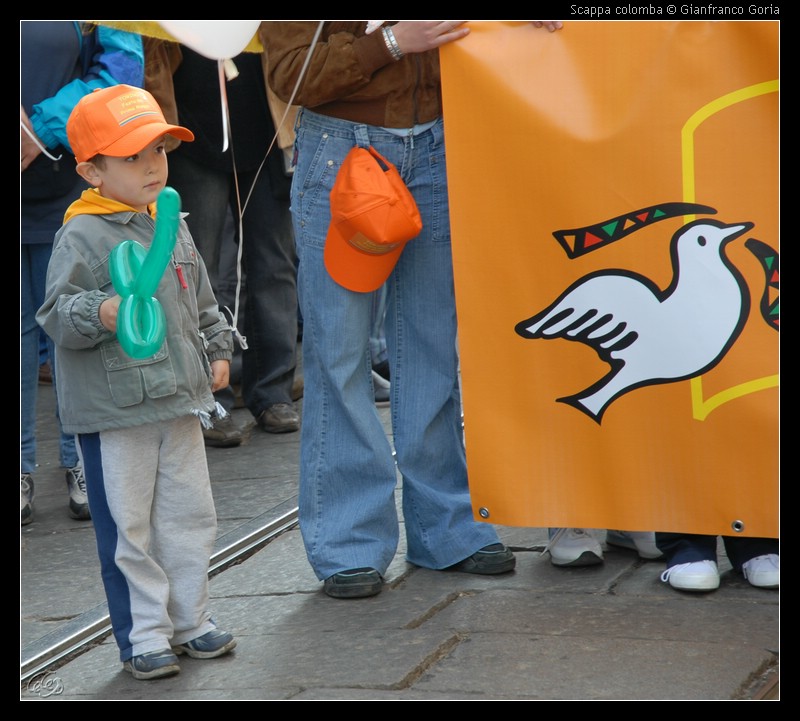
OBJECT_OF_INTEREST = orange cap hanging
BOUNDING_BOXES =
[324,146,422,293]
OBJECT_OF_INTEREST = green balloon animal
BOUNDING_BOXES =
[109,187,181,359]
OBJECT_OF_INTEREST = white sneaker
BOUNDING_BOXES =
[66,465,91,521]
[21,473,34,526]
[660,560,720,591]
[741,554,779,589]
[547,528,603,567]
[606,530,664,560]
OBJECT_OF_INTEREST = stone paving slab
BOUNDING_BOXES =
[21,357,779,701]
[21,519,779,701]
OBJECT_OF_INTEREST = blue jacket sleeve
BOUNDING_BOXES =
[30,23,145,152]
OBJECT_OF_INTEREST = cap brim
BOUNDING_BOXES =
[100,123,194,158]
[324,221,407,293]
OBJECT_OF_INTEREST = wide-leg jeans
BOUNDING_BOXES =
[291,109,500,580]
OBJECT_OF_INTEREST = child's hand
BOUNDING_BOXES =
[99,295,122,332]
[210,359,230,392]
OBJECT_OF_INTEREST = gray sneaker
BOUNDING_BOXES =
[66,465,91,520]
[21,473,34,526]
[173,628,237,658]
[123,649,180,680]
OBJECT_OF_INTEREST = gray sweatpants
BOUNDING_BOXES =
[80,415,218,661]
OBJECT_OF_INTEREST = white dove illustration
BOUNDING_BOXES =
[515,218,754,423]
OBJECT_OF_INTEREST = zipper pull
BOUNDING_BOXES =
[173,259,188,289]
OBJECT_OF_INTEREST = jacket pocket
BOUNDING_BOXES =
[102,340,178,407]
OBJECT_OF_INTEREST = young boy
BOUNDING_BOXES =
[37,85,236,680]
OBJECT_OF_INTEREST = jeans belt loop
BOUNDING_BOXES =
[354,123,371,150]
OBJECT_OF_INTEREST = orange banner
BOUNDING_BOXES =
[440,21,778,537]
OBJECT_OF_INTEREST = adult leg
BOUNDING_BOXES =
[721,536,778,571]
[291,113,400,580]
[722,536,780,588]
[372,121,502,570]
[21,244,40,478]
[44,336,79,466]
[235,167,299,421]
[167,153,231,293]
[369,283,389,375]
[657,532,720,591]
[48,331,88,519]
[722,535,779,588]
[656,532,718,565]
[26,242,81,476]
[168,152,240,423]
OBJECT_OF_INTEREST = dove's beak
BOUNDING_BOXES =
[721,222,755,243]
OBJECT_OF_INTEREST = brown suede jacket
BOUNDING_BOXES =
[258,21,443,129]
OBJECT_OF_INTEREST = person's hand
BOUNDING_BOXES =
[20,105,42,172]
[99,295,122,332]
[390,21,470,54]
[210,359,231,392]
[532,21,564,32]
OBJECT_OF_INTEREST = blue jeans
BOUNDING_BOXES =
[167,153,298,415]
[291,110,501,579]
[21,243,78,473]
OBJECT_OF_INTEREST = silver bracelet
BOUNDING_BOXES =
[381,26,404,61]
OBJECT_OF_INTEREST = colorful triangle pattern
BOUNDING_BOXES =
[551,202,717,259]
[744,238,780,331]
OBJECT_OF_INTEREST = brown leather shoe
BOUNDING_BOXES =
[256,403,300,433]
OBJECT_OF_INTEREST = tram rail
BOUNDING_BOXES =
[21,500,299,686]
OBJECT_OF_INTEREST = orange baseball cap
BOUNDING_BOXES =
[325,146,422,292]
[67,84,194,163]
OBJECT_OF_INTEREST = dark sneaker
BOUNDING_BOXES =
[448,543,516,575]
[323,567,383,599]
[21,473,34,526]
[173,628,237,659]
[123,649,180,680]
[203,415,248,448]
[66,466,91,520]
[256,403,300,433]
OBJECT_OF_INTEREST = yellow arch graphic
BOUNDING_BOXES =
[680,80,779,421]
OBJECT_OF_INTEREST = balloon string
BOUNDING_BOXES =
[223,21,324,350]
[218,59,230,153]
[240,20,323,217]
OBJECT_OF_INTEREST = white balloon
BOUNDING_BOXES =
[159,20,261,60]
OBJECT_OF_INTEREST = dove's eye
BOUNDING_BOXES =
[697,236,707,246]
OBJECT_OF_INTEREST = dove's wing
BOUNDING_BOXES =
[516,272,661,352]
